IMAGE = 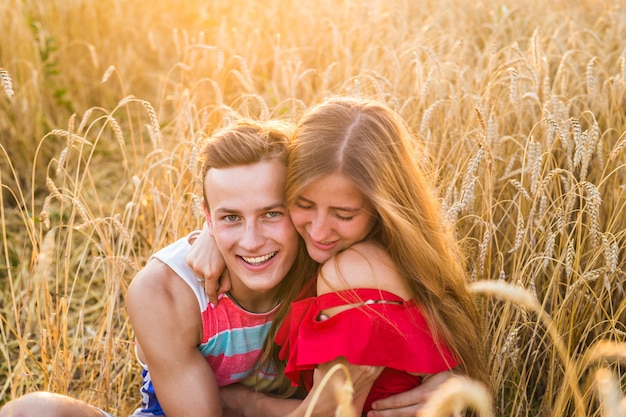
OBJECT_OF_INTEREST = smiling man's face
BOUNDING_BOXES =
[204,158,299,305]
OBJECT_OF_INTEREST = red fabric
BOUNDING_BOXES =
[276,288,459,413]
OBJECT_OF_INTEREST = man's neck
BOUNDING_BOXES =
[227,281,280,313]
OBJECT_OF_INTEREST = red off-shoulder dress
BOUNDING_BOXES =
[275,287,458,413]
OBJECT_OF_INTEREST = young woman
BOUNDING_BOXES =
[191,97,489,416]
[278,96,489,415]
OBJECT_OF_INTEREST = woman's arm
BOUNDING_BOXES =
[186,222,230,304]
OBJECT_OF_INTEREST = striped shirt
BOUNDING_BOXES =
[133,234,279,416]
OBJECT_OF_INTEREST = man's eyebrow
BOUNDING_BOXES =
[261,202,287,211]
[213,202,286,214]
[213,207,239,214]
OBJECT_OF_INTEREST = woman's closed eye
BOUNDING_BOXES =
[294,200,313,210]
[334,212,355,221]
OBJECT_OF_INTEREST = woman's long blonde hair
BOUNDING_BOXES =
[286,97,490,386]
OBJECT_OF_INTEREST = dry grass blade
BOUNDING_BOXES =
[419,375,494,417]
[304,363,355,417]
[580,341,626,369]
[592,368,624,417]
[470,280,586,417]
[469,280,541,311]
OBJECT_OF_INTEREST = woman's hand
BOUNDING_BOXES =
[367,371,454,417]
[186,222,229,305]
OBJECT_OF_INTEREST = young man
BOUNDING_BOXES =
[0,120,313,417]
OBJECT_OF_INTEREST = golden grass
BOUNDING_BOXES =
[1,0,625,415]
[303,363,356,417]
[419,375,494,417]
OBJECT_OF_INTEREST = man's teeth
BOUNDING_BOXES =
[241,252,276,265]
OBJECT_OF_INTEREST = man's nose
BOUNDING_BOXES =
[239,221,265,251]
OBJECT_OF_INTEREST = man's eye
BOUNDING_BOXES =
[265,211,282,218]
[224,215,239,222]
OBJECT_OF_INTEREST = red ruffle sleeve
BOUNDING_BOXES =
[276,288,458,413]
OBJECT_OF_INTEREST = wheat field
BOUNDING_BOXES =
[1,0,625,416]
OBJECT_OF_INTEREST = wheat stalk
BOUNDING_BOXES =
[592,368,623,417]
[602,232,618,273]
[508,214,525,254]
[419,375,494,417]
[508,67,518,105]
[0,68,14,97]
[587,57,597,98]
[102,65,117,84]
[32,229,56,286]
[580,341,626,368]
[582,181,602,248]
[140,100,162,146]
[469,280,586,416]
[303,363,356,417]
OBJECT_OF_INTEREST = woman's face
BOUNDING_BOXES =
[289,173,377,264]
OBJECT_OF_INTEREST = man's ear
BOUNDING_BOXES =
[203,201,215,237]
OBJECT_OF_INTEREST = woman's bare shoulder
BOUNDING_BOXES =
[318,240,409,298]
